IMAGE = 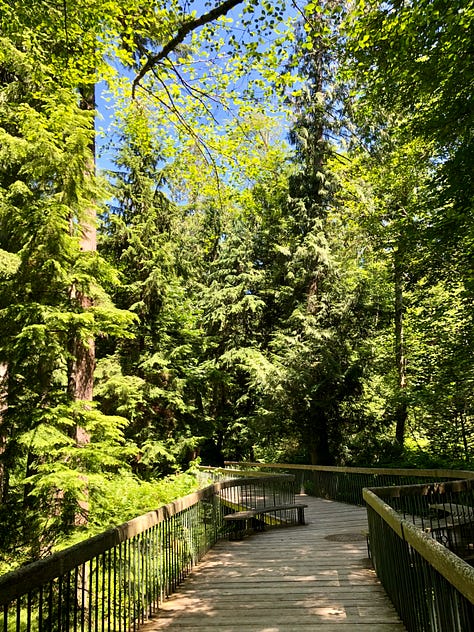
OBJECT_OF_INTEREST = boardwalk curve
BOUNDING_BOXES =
[144,495,406,631]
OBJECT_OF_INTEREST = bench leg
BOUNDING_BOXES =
[253,516,265,532]
[297,507,305,525]
[228,519,245,540]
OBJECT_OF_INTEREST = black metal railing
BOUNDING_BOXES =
[365,480,474,631]
[0,474,296,632]
[224,461,474,506]
[201,467,297,508]
[367,479,474,556]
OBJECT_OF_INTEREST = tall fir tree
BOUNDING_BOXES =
[254,0,363,464]
[0,7,136,562]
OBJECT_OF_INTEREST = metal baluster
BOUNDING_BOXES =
[57,576,62,632]
[117,544,122,632]
[95,557,100,632]
[26,592,32,632]
[64,571,71,632]
[168,518,172,596]
[111,547,116,632]
[132,538,137,632]
[140,534,145,625]
[121,541,126,632]
[159,521,164,605]
[101,552,106,632]
[131,537,136,631]
[80,563,86,632]
[16,599,20,632]
[47,581,53,632]
[73,567,78,632]
[170,516,176,592]
[152,525,158,617]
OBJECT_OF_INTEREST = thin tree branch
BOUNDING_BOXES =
[166,60,222,126]
[132,0,245,96]
[135,81,225,210]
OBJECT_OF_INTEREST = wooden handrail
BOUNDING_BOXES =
[224,461,474,479]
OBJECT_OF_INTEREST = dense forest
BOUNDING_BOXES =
[0,0,473,568]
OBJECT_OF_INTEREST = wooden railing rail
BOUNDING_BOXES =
[224,460,474,479]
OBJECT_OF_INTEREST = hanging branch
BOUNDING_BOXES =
[137,81,226,211]
[132,0,245,96]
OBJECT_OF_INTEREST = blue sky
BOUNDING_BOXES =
[95,0,298,175]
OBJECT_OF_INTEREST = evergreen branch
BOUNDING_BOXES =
[132,0,244,96]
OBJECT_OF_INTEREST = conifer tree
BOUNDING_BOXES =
[97,108,206,474]
[234,0,376,465]
[0,16,135,561]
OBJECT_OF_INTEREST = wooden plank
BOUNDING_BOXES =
[141,496,407,631]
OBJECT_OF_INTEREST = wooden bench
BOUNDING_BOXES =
[429,503,474,519]
[427,504,474,558]
[223,503,307,540]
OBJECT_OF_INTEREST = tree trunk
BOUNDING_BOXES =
[309,413,333,465]
[66,83,96,525]
[68,83,96,409]
[459,411,469,461]
[394,246,407,446]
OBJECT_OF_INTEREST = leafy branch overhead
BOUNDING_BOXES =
[132,0,245,94]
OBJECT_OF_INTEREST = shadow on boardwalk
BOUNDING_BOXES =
[143,496,406,631]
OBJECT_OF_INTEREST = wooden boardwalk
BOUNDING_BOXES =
[144,496,406,631]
